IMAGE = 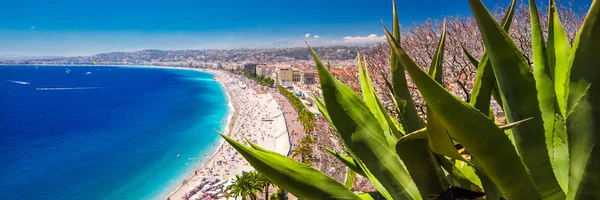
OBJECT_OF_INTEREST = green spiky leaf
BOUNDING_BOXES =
[396,128,448,198]
[462,46,480,69]
[422,22,466,162]
[470,0,516,116]
[390,0,423,133]
[565,0,600,198]
[385,26,541,199]
[546,0,571,192]
[310,43,421,200]
[358,51,401,145]
[323,147,366,177]
[220,134,360,199]
[547,0,572,117]
[438,156,482,191]
[469,0,565,197]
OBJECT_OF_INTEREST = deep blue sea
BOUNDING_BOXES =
[0,66,229,200]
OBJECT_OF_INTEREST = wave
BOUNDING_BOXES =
[36,87,105,91]
[185,78,214,82]
[4,79,30,85]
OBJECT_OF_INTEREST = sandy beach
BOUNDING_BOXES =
[166,70,291,200]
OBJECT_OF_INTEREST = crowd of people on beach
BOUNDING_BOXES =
[182,177,231,200]
[168,71,292,200]
[169,70,363,199]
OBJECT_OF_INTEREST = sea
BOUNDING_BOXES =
[0,66,230,200]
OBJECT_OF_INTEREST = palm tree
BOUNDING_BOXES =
[226,172,262,200]
[254,172,272,200]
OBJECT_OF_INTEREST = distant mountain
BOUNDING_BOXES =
[0,45,375,65]
[0,55,64,61]
[257,41,302,49]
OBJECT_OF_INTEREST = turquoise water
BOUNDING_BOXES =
[0,66,230,199]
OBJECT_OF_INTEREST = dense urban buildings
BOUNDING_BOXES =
[292,68,301,83]
[303,69,317,85]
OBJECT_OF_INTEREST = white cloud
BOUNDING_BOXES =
[342,34,385,43]
[314,35,319,39]
[332,40,337,43]
[305,33,311,38]
[30,26,36,29]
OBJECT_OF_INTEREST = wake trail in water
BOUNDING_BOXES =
[36,87,106,91]
[4,79,30,85]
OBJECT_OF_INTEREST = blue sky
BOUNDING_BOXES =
[0,0,591,56]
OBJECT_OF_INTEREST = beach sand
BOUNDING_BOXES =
[166,70,290,200]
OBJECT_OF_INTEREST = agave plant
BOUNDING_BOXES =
[220,0,600,199]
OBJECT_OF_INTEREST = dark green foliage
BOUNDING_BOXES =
[243,69,275,87]
[270,188,288,200]
[277,85,316,131]
[291,135,315,165]
[226,171,264,200]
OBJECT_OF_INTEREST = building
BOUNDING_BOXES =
[278,64,293,86]
[303,69,317,85]
[292,67,301,83]
[256,64,268,77]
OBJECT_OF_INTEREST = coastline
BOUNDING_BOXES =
[165,69,291,200]
[163,69,239,199]
[0,65,241,199]
[17,64,241,199]
[3,64,290,199]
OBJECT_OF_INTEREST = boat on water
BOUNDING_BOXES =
[65,68,71,73]
[85,72,92,75]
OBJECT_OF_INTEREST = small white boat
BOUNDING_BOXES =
[65,68,71,73]
[85,72,92,75]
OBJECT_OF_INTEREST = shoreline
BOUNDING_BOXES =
[163,69,240,199]
[0,65,243,199]
[3,64,290,199]
[25,64,240,199]
[165,70,291,199]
